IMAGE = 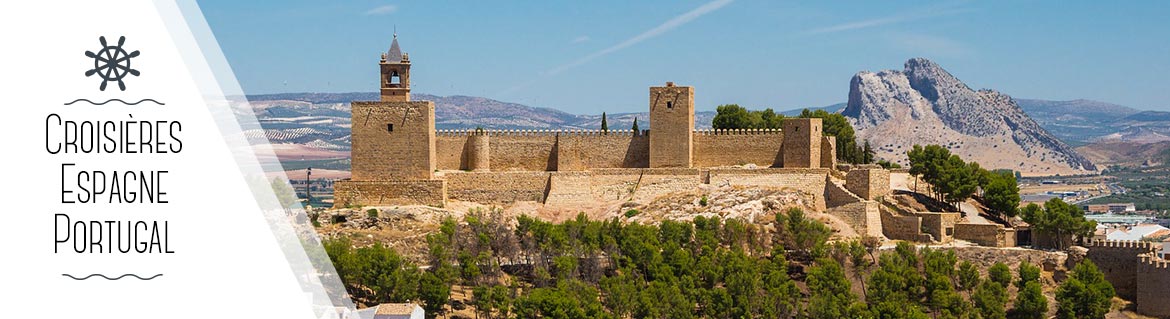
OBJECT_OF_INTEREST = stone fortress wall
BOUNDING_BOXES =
[333,38,890,247]
[1084,239,1169,318]
[331,39,1170,317]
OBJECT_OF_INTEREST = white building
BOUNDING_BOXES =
[1106,224,1170,241]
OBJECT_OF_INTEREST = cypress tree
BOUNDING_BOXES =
[601,112,608,133]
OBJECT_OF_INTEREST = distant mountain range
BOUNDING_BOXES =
[246,78,1167,173]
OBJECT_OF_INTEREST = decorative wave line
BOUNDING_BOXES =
[64,98,166,106]
[62,273,163,280]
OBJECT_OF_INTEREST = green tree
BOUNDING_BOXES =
[600,112,608,133]
[988,262,1012,288]
[807,258,860,319]
[1016,262,1041,290]
[419,272,450,318]
[712,104,757,129]
[957,261,981,292]
[1014,281,1048,319]
[774,207,832,258]
[800,108,865,164]
[512,279,610,319]
[972,281,1008,319]
[1021,198,1097,250]
[631,117,639,133]
[1056,260,1115,319]
[983,170,1022,217]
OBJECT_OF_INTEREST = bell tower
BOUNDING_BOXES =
[380,33,411,102]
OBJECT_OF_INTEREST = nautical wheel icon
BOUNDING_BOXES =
[84,36,140,91]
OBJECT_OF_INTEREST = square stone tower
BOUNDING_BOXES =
[351,34,435,180]
[782,118,823,168]
[649,82,694,168]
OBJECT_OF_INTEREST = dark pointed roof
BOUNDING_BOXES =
[386,33,403,63]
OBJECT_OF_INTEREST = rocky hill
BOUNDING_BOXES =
[842,58,1097,176]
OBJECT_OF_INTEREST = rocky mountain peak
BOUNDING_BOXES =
[843,58,1097,176]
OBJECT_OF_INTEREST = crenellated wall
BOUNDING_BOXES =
[693,129,784,167]
[1085,240,1160,301]
[1136,253,1170,317]
[557,130,648,171]
[437,128,804,172]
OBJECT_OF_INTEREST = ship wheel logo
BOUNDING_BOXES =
[84,36,140,91]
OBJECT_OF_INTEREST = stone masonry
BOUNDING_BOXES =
[649,82,695,168]
[1083,239,1170,317]
[334,37,890,242]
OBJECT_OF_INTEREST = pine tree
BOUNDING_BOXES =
[631,117,639,135]
[1056,260,1115,319]
[1014,281,1048,319]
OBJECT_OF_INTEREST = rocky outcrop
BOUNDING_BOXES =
[843,58,1097,176]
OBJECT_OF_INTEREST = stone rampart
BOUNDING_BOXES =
[1136,253,1170,317]
[693,129,783,167]
[1085,239,1159,301]
[444,171,550,204]
[333,179,446,207]
[557,131,648,171]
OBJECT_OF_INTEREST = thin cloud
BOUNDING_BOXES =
[570,35,591,44]
[547,0,734,75]
[364,5,398,16]
[497,0,733,97]
[803,6,971,35]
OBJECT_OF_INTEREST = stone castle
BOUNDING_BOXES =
[331,37,1170,317]
[333,36,890,237]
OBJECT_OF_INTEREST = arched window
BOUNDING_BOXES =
[390,70,401,85]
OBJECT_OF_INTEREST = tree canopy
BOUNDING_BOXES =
[1021,198,1097,250]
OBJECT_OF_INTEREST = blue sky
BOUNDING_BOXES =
[199,1,1170,114]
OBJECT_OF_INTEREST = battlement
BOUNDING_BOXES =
[1136,252,1170,317]
[435,129,647,137]
[1138,253,1170,269]
[1086,239,1160,251]
[694,128,784,136]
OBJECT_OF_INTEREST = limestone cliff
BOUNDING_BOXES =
[842,58,1097,176]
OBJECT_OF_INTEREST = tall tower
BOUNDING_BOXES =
[380,33,411,102]
[649,82,695,168]
[350,34,436,181]
[782,118,823,168]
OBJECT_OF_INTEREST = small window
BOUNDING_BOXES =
[387,123,394,132]
[795,126,799,132]
[666,101,673,109]
[390,71,401,84]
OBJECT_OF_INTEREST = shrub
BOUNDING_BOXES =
[699,195,709,207]
[366,208,379,218]
[624,209,640,218]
